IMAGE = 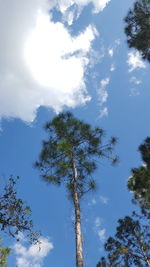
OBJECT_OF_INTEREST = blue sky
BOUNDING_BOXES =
[0,0,150,266]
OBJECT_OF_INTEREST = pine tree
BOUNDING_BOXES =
[97,138,150,267]
[97,213,150,266]
[124,0,150,62]
[35,112,117,267]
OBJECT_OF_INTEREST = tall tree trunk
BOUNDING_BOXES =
[72,158,83,267]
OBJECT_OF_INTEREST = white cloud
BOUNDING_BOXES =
[100,77,110,88]
[51,0,111,23]
[14,236,53,267]
[97,77,110,118]
[97,228,106,242]
[0,0,98,122]
[108,39,120,58]
[98,89,108,104]
[130,76,142,85]
[127,51,146,72]
[108,48,113,57]
[98,77,110,104]
[91,0,111,13]
[100,195,108,204]
[88,48,105,68]
[62,8,78,26]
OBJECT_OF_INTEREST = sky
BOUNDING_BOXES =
[0,0,150,266]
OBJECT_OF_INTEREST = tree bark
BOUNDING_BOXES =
[72,158,83,267]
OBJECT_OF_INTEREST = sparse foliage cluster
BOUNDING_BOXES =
[0,176,40,265]
[0,176,39,243]
[128,137,150,213]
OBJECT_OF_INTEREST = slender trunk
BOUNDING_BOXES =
[136,234,150,267]
[141,246,150,267]
[72,158,83,267]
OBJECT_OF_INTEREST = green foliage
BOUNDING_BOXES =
[97,213,150,266]
[128,137,150,212]
[35,112,117,198]
[0,239,10,267]
[0,177,39,243]
[124,0,150,62]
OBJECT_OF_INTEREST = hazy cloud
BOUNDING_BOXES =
[129,88,140,97]
[94,217,106,243]
[115,39,120,46]
[90,198,97,205]
[95,217,102,228]
[97,229,106,242]
[91,198,96,205]
[97,77,110,118]
[99,107,108,118]
[110,64,116,72]
[100,195,108,204]
[130,76,142,85]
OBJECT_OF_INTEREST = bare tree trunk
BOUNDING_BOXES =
[72,158,83,267]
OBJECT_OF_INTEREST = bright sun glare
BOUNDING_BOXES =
[24,12,59,88]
